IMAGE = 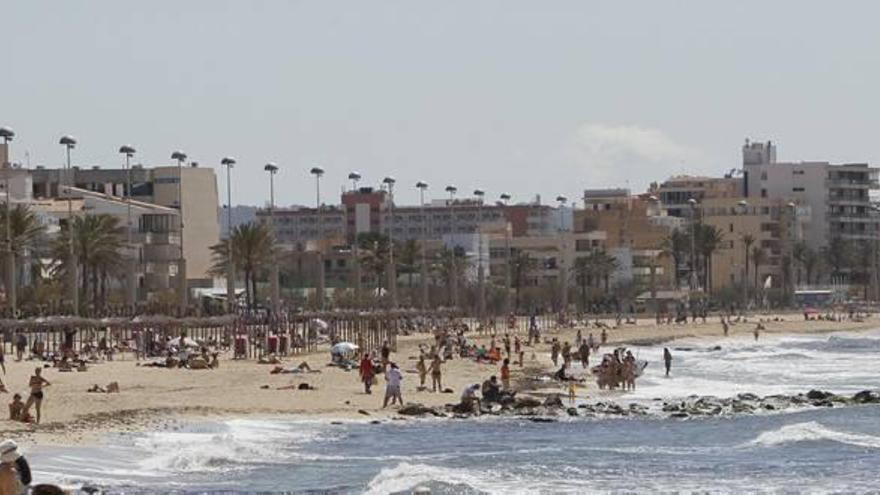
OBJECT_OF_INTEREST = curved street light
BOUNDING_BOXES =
[445,185,458,307]
[59,135,78,314]
[474,188,486,319]
[383,176,398,308]
[118,145,137,311]
[499,193,512,315]
[264,162,280,314]
[416,181,429,309]
[0,127,15,316]
[221,157,237,312]
[310,166,325,310]
[171,150,188,314]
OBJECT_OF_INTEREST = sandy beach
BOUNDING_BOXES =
[2,314,876,447]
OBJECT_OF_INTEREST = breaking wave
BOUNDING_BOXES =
[749,421,880,449]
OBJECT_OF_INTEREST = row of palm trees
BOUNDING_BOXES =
[0,203,132,311]
[208,220,627,313]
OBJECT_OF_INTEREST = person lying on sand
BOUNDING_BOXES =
[258,354,282,365]
[270,362,317,375]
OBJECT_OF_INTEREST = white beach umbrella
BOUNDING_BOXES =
[330,342,359,356]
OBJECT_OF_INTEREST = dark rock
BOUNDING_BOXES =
[736,393,760,401]
[669,412,689,419]
[513,397,542,409]
[806,390,833,400]
[398,403,438,416]
[543,394,564,408]
[528,417,557,423]
[357,409,370,416]
[566,407,579,417]
[370,420,381,424]
[853,390,880,403]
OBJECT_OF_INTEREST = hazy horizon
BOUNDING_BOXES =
[4,1,880,207]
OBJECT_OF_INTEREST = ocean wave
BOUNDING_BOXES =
[749,421,880,449]
[364,462,509,495]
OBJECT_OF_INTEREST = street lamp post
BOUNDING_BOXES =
[556,195,568,315]
[383,177,397,308]
[310,166,325,310]
[171,150,188,315]
[416,181,429,310]
[474,188,486,320]
[118,145,137,312]
[688,198,699,291]
[0,127,16,317]
[445,185,459,308]
[738,199,749,308]
[59,135,79,315]
[347,172,362,307]
[221,157,237,313]
[264,163,280,315]
[500,193,512,316]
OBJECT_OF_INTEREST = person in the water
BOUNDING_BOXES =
[663,348,672,377]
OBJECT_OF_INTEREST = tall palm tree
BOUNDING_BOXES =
[510,250,537,312]
[0,203,46,295]
[751,245,766,289]
[802,245,819,285]
[792,241,809,287]
[397,238,420,289]
[824,237,851,282]
[696,224,724,292]
[358,232,390,299]
[662,229,689,288]
[210,221,274,309]
[741,233,755,288]
[51,214,125,309]
[593,250,619,292]
[573,253,596,311]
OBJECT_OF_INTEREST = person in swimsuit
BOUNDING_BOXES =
[23,368,50,424]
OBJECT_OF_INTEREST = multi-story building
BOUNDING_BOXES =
[30,186,181,299]
[259,187,560,246]
[741,139,880,250]
[576,189,677,289]
[654,176,744,218]
[30,164,220,286]
[700,197,804,292]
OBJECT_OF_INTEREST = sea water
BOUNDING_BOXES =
[30,329,880,493]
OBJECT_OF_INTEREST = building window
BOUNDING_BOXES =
[793,187,805,192]
[729,223,734,233]
[761,189,767,198]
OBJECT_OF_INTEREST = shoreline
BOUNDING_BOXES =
[5,315,877,447]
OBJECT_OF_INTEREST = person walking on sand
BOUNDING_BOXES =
[429,355,443,392]
[359,353,375,394]
[380,340,391,370]
[23,368,50,424]
[382,363,403,408]
[663,348,673,377]
[550,340,560,366]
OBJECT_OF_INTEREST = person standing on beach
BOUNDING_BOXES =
[382,363,403,408]
[550,340,560,366]
[359,353,375,394]
[416,356,428,388]
[429,355,443,392]
[23,368,50,424]
[663,348,672,377]
[380,341,391,370]
[601,328,608,346]
[500,358,511,390]
[578,340,590,369]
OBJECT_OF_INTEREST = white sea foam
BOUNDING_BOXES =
[135,418,331,473]
[749,421,880,449]
[364,462,508,495]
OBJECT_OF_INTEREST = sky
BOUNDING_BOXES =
[3,1,880,208]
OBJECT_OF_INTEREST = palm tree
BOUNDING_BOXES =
[593,250,618,292]
[824,237,852,283]
[510,250,537,312]
[397,238,420,289]
[662,229,689,288]
[741,233,755,288]
[696,224,724,292]
[0,203,46,295]
[802,245,819,285]
[357,232,390,299]
[210,221,274,309]
[751,245,766,289]
[51,214,125,309]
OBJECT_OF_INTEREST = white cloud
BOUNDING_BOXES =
[565,124,707,190]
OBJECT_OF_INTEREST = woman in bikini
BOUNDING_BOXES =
[23,368,50,424]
